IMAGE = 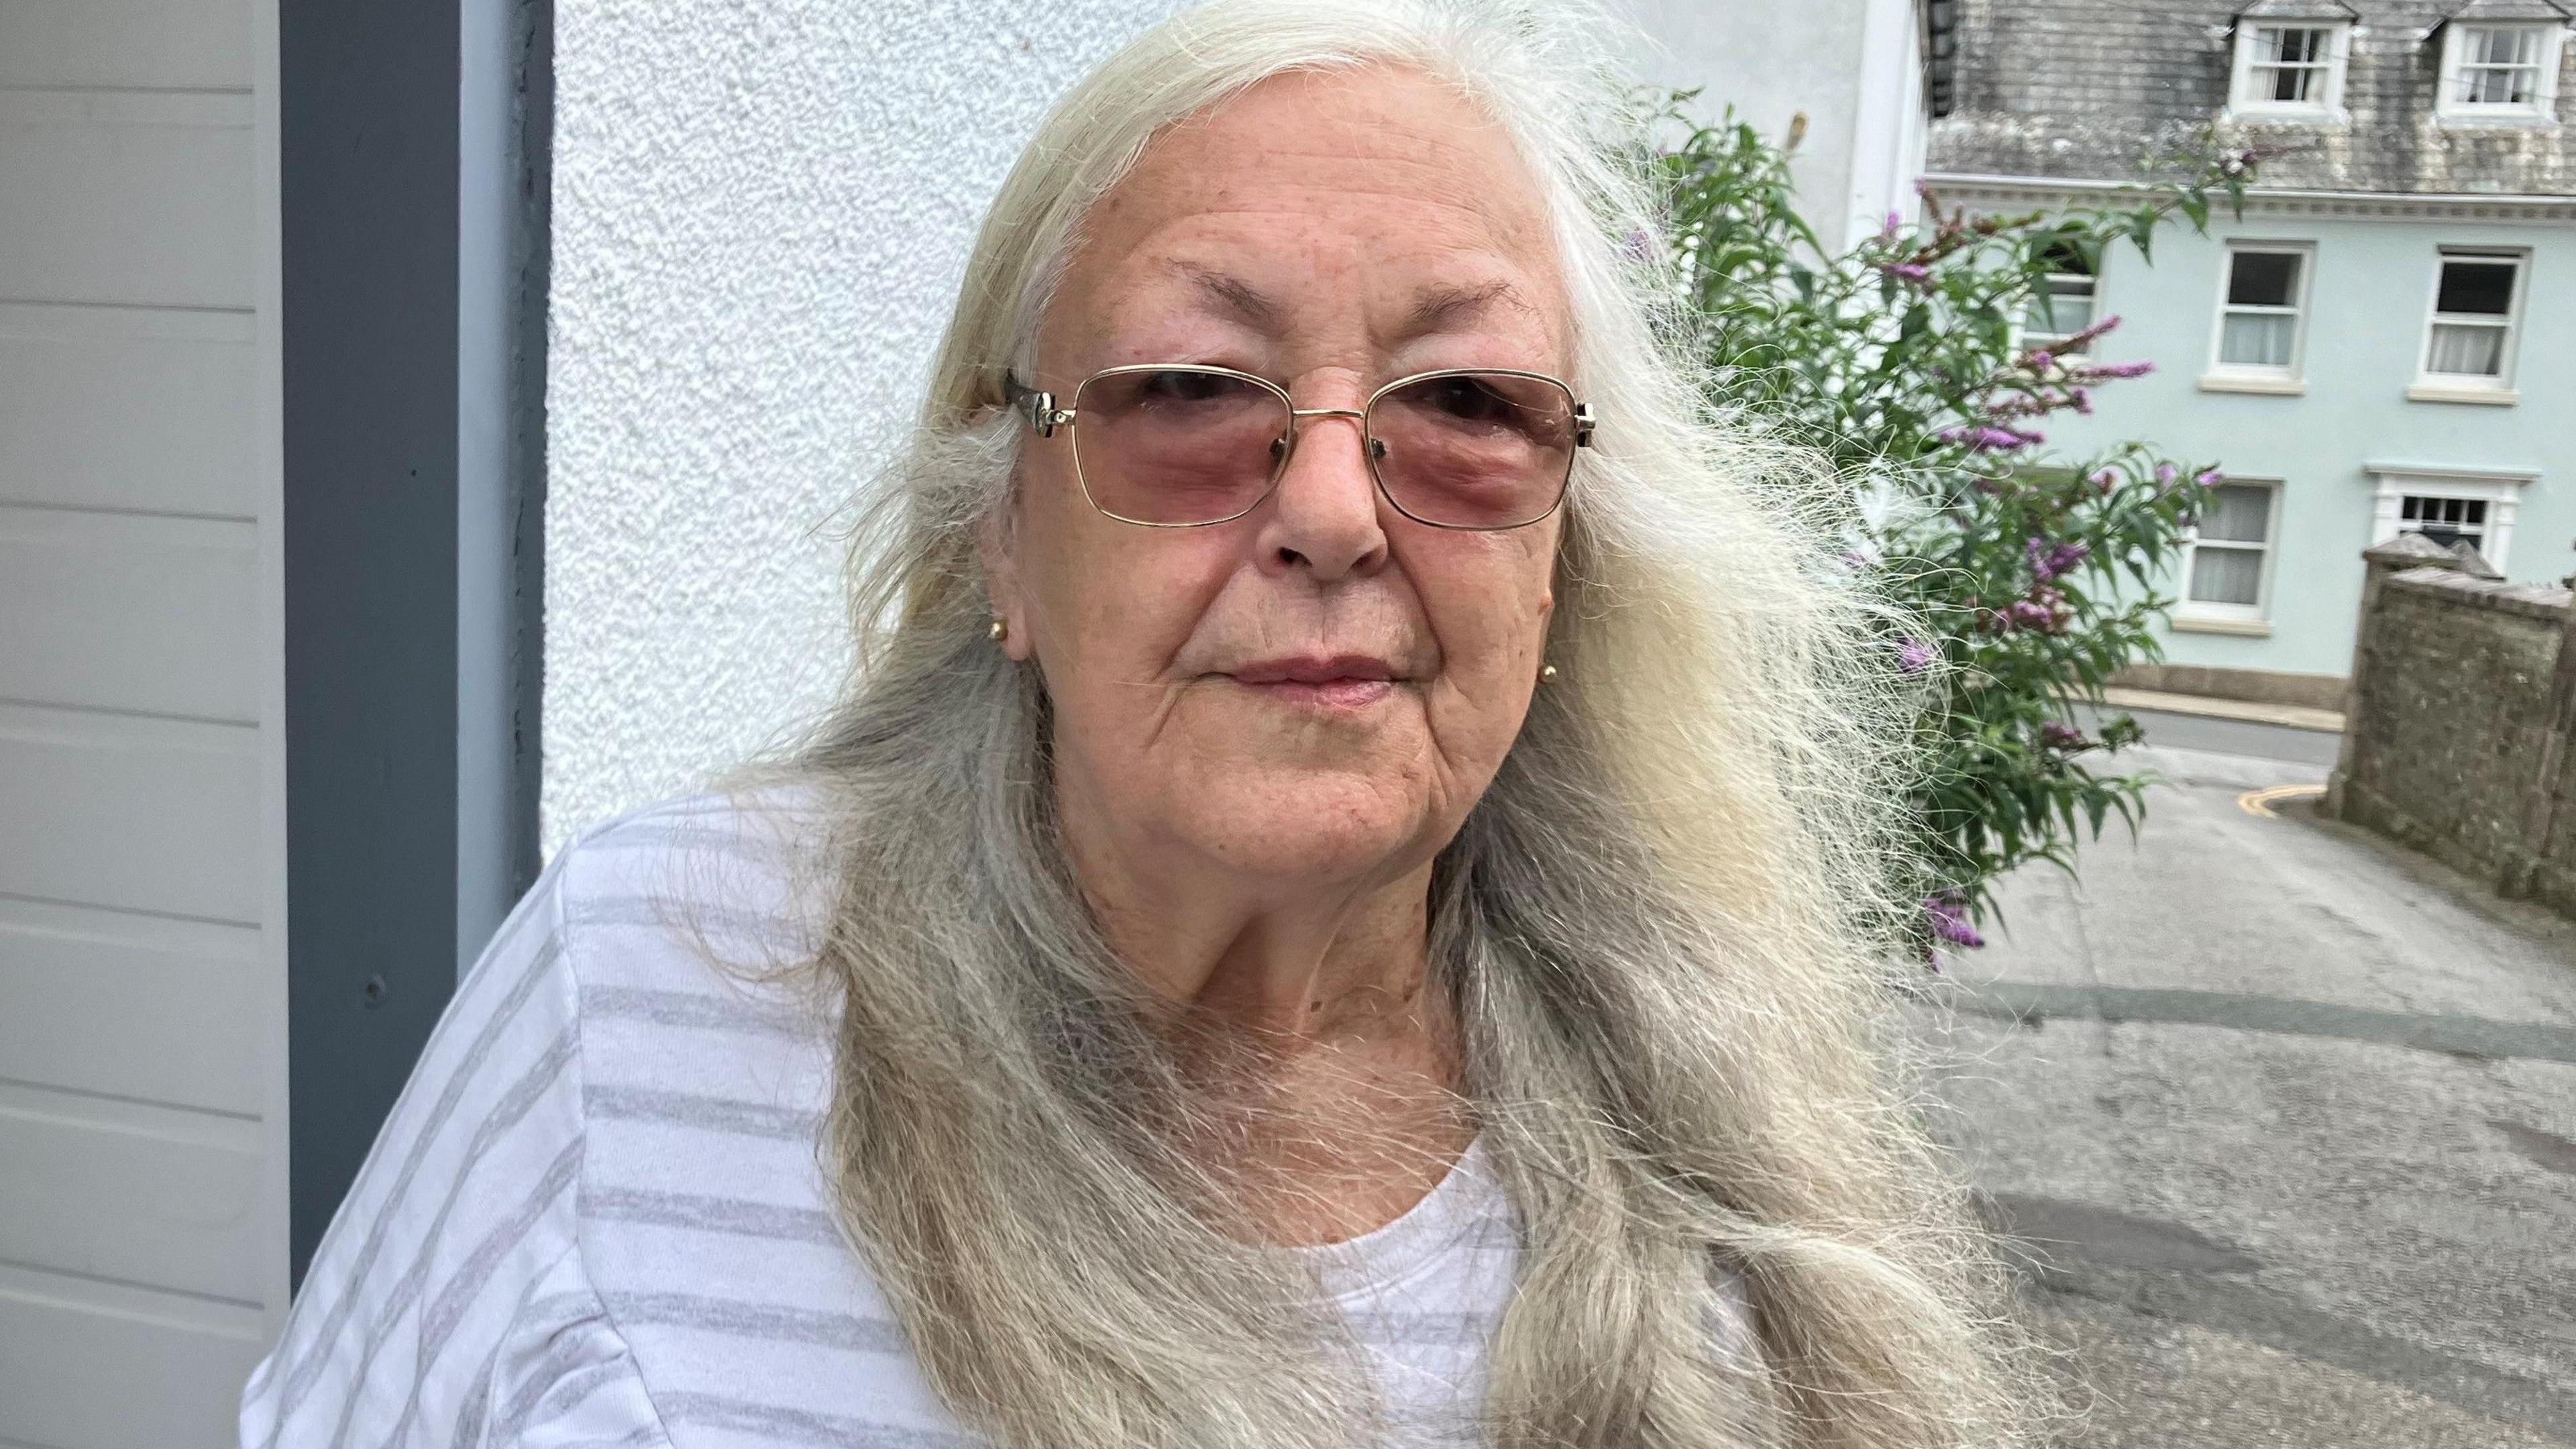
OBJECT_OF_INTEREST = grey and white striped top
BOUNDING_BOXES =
[237,792,1525,1448]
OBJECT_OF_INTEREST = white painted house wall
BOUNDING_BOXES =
[1625,0,1927,256]
[541,0,1929,851]
[0,0,292,1442]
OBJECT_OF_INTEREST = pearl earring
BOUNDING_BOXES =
[988,619,1008,644]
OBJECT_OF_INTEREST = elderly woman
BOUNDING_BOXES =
[243,1,2035,1446]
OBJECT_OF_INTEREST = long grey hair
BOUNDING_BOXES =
[744,1,2041,1445]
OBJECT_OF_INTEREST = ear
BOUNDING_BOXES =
[973,500,1036,662]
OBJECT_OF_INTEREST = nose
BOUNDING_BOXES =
[1255,405,1389,582]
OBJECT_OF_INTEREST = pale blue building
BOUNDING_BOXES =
[1927,0,2575,708]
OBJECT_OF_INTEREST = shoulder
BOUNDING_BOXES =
[543,779,845,1118]
[547,781,839,1008]
[538,787,873,1423]
[239,784,847,1444]
[553,779,834,911]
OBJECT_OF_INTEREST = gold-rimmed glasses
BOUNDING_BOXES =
[1002,364,1593,530]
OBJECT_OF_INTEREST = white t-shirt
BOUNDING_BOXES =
[239,792,1527,1448]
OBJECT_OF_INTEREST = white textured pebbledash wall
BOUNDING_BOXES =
[543,0,1173,853]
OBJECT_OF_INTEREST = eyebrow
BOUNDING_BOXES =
[1171,262,1285,331]
[1399,278,1529,337]
[1160,264,1536,342]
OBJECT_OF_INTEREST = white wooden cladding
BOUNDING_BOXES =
[0,0,284,1439]
[0,1263,267,1449]
[0,704,262,923]
[0,303,260,519]
[0,507,261,720]
[0,1080,266,1305]
[0,0,254,92]
[0,897,264,1116]
[0,91,258,311]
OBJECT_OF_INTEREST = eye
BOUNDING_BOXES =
[1423,374,1512,422]
[1136,369,1245,404]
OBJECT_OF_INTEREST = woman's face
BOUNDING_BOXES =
[987,65,1570,899]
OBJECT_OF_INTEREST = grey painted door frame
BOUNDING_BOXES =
[277,0,550,1283]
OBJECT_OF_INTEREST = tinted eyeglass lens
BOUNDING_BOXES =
[1074,368,1289,524]
[1368,372,1574,528]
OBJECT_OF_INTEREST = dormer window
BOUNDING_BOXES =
[2436,19,2567,120]
[2230,18,2353,116]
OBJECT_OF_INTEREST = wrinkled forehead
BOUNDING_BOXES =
[1039,64,1572,370]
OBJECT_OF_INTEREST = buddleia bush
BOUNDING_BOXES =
[1648,99,2259,957]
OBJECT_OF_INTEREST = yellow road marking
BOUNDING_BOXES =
[2239,784,2326,818]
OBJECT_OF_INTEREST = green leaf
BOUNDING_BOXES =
[1647,89,2225,952]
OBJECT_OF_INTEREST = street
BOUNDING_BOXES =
[1917,726,2576,1446]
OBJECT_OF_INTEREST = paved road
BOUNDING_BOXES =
[1915,737,2576,1446]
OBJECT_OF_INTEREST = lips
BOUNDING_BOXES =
[1224,654,1403,710]
[1227,654,1398,686]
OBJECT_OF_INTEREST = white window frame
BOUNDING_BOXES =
[2409,247,2529,403]
[2363,462,2537,572]
[2228,21,2353,119]
[2202,241,2316,393]
[2435,21,2567,123]
[2014,245,2101,356]
[2396,492,2495,553]
[2176,476,2283,629]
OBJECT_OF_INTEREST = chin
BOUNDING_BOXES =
[1174,765,1445,885]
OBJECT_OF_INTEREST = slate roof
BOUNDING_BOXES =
[1926,0,2576,195]
[2437,0,2571,23]
[2240,0,2363,18]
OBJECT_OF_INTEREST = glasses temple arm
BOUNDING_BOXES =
[1001,374,1074,437]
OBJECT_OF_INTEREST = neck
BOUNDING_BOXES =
[1053,765,1474,1241]
[1055,775,1451,1044]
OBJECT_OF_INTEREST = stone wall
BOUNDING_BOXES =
[2329,537,2576,918]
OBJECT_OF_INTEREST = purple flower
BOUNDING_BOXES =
[2194,468,2223,486]
[1882,209,1904,237]
[2050,315,2125,355]
[2039,720,2088,751]
[1896,637,1937,674]
[2071,386,2094,415]
[2089,466,2119,491]
[2156,463,2179,485]
[1990,586,2068,634]
[1884,262,1931,284]
[2070,359,2154,381]
[1924,894,1985,949]
[2025,537,2091,583]
[1937,423,2041,453]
